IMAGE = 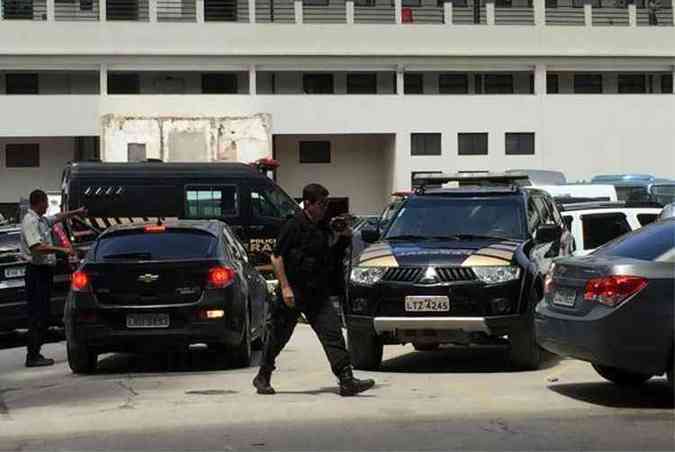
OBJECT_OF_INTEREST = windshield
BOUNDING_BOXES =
[96,229,218,260]
[385,196,527,240]
[651,184,675,206]
[0,231,21,252]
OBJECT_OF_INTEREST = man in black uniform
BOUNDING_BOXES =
[253,184,375,396]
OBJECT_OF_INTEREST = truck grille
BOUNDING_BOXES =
[382,267,476,283]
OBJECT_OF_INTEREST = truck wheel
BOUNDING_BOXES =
[592,364,652,386]
[67,340,97,375]
[231,309,252,368]
[347,327,383,371]
[509,315,543,371]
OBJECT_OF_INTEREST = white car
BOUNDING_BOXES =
[560,202,662,256]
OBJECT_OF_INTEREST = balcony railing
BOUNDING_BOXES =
[0,0,673,25]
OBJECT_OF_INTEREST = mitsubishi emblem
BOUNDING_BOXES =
[420,267,439,284]
[138,273,159,284]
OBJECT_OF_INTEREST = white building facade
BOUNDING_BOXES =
[1,0,674,218]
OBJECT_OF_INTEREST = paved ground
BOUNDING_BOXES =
[0,326,673,451]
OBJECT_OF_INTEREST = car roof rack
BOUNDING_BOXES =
[412,171,530,194]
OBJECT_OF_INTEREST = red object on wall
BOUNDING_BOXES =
[402,7,414,23]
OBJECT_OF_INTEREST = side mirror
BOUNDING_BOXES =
[361,228,381,244]
[535,224,562,244]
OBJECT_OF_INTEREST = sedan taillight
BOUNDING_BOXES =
[71,271,90,292]
[208,266,235,288]
[583,275,648,307]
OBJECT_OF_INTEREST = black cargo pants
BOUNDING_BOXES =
[25,264,53,359]
[260,291,351,377]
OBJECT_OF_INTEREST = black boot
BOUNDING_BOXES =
[338,366,375,397]
[25,354,55,368]
[253,368,275,395]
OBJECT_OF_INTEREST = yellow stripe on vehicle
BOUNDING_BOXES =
[359,254,399,268]
[461,254,511,267]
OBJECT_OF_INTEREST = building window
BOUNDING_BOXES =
[546,0,557,7]
[618,74,646,94]
[202,73,238,94]
[347,73,377,94]
[404,73,424,94]
[299,141,331,163]
[204,0,237,21]
[458,133,488,156]
[5,144,40,168]
[5,73,38,94]
[355,0,376,5]
[80,0,94,11]
[107,0,142,21]
[484,74,514,94]
[573,0,600,7]
[400,0,421,5]
[127,143,147,162]
[185,186,238,218]
[547,74,559,94]
[661,74,673,94]
[303,73,334,94]
[411,133,441,156]
[2,0,35,19]
[505,133,535,155]
[108,73,141,94]
[495,0,512,6]
[574,73,603,94]
[439,73,468,94]
[304,0,329,4]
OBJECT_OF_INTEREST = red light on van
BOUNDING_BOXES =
[583,275,648,307]
[71,271,89,291]
[144,225,166,233]
[208,266,235,288]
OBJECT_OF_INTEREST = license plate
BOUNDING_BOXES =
[405,296,450,312]
[552,288,577,307]
[4,267,25,279]
[126,313,170,329]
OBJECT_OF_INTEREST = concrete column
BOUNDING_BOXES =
[628,3,636,26]
[294,0,303,24]
[394,132,412,191]
[149,0,158,22]
[346,0,354,24]
[249,66,257,96]
[100,64,108,96]
[444,1,453,25]
[196,0,205,22]
[47,0,55,21]
[249,0,256,22]
[396,67,405,96]
[535,64,546,95]
[534,0,545,26]
[584,3,592,27]
[486,0,495,25]
[395,0,402,24]
[100,0,106,21]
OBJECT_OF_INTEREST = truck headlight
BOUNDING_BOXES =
[473,266,521,284]
[350,267,387,286]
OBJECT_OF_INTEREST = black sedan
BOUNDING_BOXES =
[65,220,269,374]
[536,218,674,389]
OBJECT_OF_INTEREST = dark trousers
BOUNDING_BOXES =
[261,292,351,377]
[25,264,53,359]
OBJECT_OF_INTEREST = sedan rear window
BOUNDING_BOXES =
[595,220,675,262]
[96,229,217,260]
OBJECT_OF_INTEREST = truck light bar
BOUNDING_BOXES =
[413,171,530,193]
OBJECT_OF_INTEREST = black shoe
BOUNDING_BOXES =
[253,369,275,395]
[26,355,55,368]
[338,366,375,397]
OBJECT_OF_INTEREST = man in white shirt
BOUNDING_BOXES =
[21,189,85,367]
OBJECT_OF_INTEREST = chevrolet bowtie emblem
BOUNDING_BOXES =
[420,267,439,284]
[138,273,159,284]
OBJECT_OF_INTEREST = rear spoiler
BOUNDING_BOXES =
[412,172,530,193]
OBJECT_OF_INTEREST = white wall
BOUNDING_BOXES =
[275,134,393,215]
[0,137,76,203]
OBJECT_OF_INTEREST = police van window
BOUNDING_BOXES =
[251,186,298,219]
[527,197,541,232]
[533,196,554,225]
[185,186,237,218]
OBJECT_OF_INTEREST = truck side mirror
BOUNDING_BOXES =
[361,228,381,244]
[535,224,562,244]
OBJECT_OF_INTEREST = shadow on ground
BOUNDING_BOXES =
[380,346,560,374]
[0,328,64,351]
[549,381,674,409]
